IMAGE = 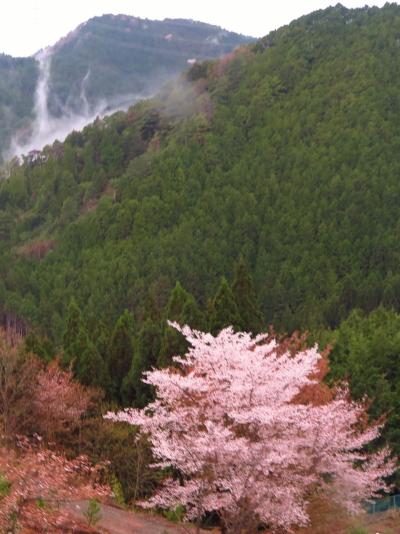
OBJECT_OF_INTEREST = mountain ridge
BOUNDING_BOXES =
[0,14,254,161]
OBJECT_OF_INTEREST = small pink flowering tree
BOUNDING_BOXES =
[33,359,96,440]
[106,324,394,533]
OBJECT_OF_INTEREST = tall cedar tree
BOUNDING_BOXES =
[89,318,111,363]
[108,309,135,400]
[158,282,205,367]
[121,318,162,407]
[232,259,264,333]
[73,327,109,390]
[62,298,83,366]
[181,296,206,331]
[209,277,242,335]
[24,331,55,362]
[63,299,109,390]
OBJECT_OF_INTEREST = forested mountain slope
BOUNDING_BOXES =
[48,14,253,115]
[3,2,400,462]
[0,15,252,159]
[0,55,37,159]
[1,3,400,340]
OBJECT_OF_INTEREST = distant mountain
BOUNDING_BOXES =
[0,15,254,160]
[0,55,37,160]
[48,15,253,114]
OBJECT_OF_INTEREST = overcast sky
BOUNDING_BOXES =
[0,0,390,57]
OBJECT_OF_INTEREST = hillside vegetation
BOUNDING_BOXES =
[0,55,37,158]
[1,3,400,465]
[48,14,253,115]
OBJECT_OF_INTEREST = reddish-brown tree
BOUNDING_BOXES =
[32,359,99,441]
[0,329,40,438]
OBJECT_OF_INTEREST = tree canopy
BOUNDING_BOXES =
[107,324,394,532]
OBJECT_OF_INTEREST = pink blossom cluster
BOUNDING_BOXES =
[33,360,93,435]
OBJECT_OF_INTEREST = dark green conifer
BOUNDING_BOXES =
[158,282,205,367]
[24,331,54,362]
[208,277,241,335]
[121,318,162,407]
[62,298,84,366]
[181,296,206,331]
[62,298,109,390]
[88,318,110,361]
[108,309,135,400]
[232,258,264,333]
[74,327,109,389]
[142,292,162,323]
[165,282,188,319]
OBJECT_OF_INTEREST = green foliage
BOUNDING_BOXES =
[108,310,135,400]
[63,298,84,365]
[122,318,162,407]
[347,527,368,534]
[74,331,109,390]
[36,497,46,509]
[0,474,11,498]
[329,307,400,459]
[209,277,242,335]
[232,258,264,333]
[163,504,186,523]
[24,331,55,362]
[110,475,125,506]
[83,499,102,527]
[158,282,204,367]
[62,298,109,389]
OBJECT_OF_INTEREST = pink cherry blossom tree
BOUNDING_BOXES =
[106,324,395,533]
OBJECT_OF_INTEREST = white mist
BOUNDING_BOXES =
[7,50,147,160]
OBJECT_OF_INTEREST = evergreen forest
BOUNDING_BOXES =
[1,2,400,509]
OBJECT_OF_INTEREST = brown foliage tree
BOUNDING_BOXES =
[0,330,40,438]
[32,359,100,442]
